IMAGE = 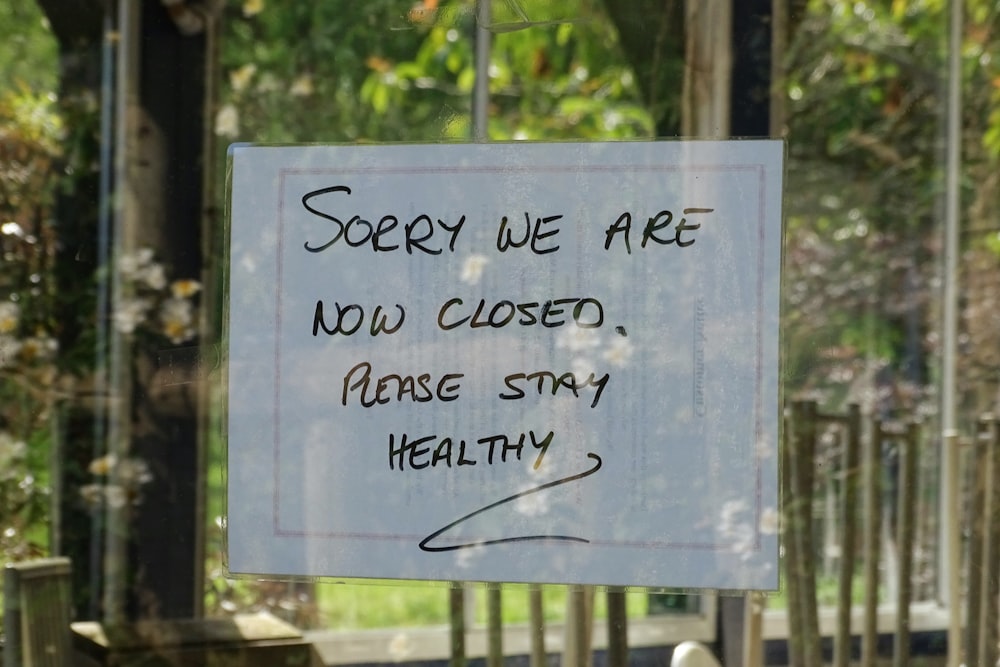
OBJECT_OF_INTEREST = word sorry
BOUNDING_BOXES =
[300,184,712,255]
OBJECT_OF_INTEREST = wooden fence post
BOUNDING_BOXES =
[487,587,503,667]
[981,417,1000,667]
[529,587,546,667]
[798,401,822,666]
[966,419,990,667]
[449,586,466,667]
[563,585,594,667]
[861,415,883,667]
[892,421,920,667]
[834,404,861,667]
[783,401,807,667]
[606,588,628,667]
[785,400,821,666]
[783,402,804,667]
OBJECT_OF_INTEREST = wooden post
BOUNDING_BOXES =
[449,586,466,667]
[981,418,1000,667]
[487,587,502,667]
[966,419,989,667]
[861,416,883,667]
[783,402,805,667]
[563,585,594,667]
[606,588,628,667]
[682,0,731,136]
[892,421,920,667]
[796,401,822,666]
[835,404,862,667]
[743,592,765,667]
[529,587,545,667]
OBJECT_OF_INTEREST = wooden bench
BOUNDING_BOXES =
[71,613,318,667]
[3,557,74,667]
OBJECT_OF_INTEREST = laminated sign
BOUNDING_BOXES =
[225,140,783,590]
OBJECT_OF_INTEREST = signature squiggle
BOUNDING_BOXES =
[418,453,603,552]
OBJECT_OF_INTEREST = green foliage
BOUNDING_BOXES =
[0,429,51,562]
[0,0,57,94]
[219,0,432,142]
[0,87,63,435]
[219,0,652,143]
[0,4,60,603]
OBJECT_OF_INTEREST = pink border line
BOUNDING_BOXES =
[270,163,772,553]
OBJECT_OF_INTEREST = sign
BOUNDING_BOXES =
[225,140,783,590]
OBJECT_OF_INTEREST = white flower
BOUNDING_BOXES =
[289,74,314,97]
[117,458,153,486]
[214,104,240,138]
[117,248,155,278]
[255,73,280,93]
[570,356,597,379]
[0,335,22,368]
[170,279,201,299]
[18,335,58,362]
[138,262,167,290]
[514,488,549,517]
[113,297,151,334]
[720,499,748,526]
[0,432,27,471]
[759,506,779,535]
[1,221,25,237]
[79,484,104,510]
[160,297,196,343]
[602,336,633,367]
[459,254,490,285]
[88,454,118,476]
[242,0,264,17]
[105,485,128,509]
[229,63,257,93]
[556,326,600,352]
[0,301,19,333]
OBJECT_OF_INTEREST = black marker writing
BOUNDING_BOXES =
[437,297,603,330]
[499,370,610,408]
[496,212,563,255]
[342,362,463,406]
[301,185,466,255]
[604,207,712,254]
[418,453,603,552]
[389,429,552,470]
[313,301,405,337]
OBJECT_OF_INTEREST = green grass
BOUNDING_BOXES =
[313,582,650,629]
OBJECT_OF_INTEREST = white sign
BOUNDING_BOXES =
[226,141,783,590]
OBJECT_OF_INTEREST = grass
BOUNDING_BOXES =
[313,581,650,629]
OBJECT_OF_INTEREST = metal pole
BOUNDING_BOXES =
[102,0,140,624]
[942,0,963,665]
[473,0,491,141]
